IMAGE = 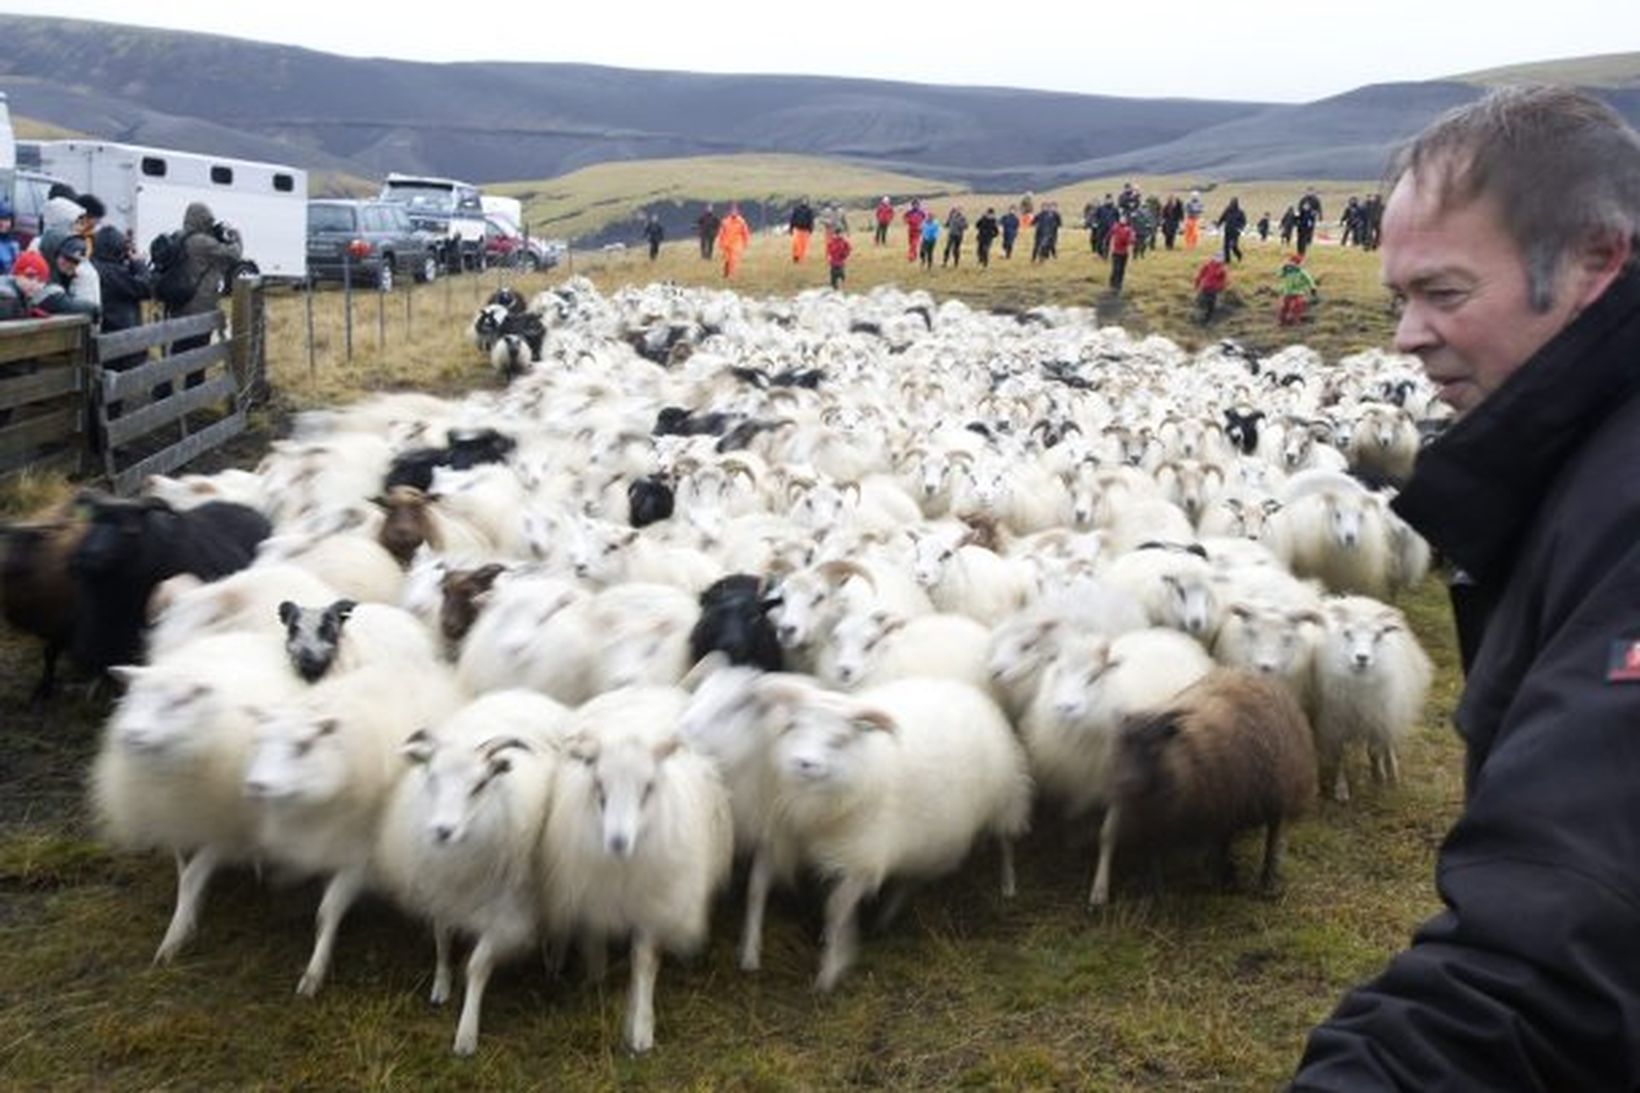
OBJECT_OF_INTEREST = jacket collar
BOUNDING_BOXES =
[1392,268,1640,585]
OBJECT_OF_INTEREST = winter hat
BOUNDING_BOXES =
[43,196,86,233]
[12,250,49,281]
[75,194,107,220]
[56,236,88,263]
[0,199,12,220]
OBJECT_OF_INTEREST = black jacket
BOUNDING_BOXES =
[789,204,815,232]
[1292,267,1640,1090]
[91,228,153,336]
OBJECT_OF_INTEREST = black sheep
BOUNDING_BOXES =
[688,574,784,671]
[384,428,516,492]
[628,476,675,528]
[69,496,270,672]
[499,311,547,360]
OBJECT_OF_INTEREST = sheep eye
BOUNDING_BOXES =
[294,740,313,758]
[941,550,953,562]
[641,782,655,805]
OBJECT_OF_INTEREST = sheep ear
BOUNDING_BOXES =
[108,664,145,685]
[851,708,897,734]
[278,601,299,627]
[400,729,435,765]
[565,734,599,764]
[369,494,391,510]
[315,718,341,737]
[326,599,357,625]
[1229,603,1254,621]
[1290,609,1325,627]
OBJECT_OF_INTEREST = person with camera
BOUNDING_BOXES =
[165,201,241,395]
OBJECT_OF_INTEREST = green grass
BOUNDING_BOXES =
[0,233,1456,1089]
[1455,50,1640,88]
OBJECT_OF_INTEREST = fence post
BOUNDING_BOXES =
[306,276,317,379]
[405,277,413,340]
[343,250,354,362]
[377,279,386,352]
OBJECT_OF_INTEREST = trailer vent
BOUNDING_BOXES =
[273,173,295,193]
[141,157,167,177]
[211,166,234,185]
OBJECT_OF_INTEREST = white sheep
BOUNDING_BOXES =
[1311,596,1433,802]
[815,608,992,693]
[270,532,405,605]
[1102,546,1222,642]
[374,690,571,1055]
[1271,489,1394,597]
[1210,601,1326,715]
[242,663,465,996]
[1020,627,1215,819]
[91,631,305,963]
[455,575,595,703]
[588,582,700,692]
[746,676,1031,989]
[909,524,1037,626]
[539,687,733,1053]
[145,564,338,660]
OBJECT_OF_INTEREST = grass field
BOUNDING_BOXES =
[486,153,1379,249]
[0,229,1460,1091]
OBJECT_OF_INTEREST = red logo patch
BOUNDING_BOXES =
[1606,640,1640,682]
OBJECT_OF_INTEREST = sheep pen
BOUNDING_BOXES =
[0,258,1465,1090]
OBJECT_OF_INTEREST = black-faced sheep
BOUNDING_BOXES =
[687,573,784,671]
[627,475,676,528]
[1091,669,1317,906]
[383,428,517,493]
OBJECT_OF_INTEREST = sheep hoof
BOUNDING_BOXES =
[429,985,450,1007]
[296,972,322,998]
[452,1032,477,1057]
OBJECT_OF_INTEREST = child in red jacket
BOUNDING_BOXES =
[826,228,852,290]
[1194,255,1229,323]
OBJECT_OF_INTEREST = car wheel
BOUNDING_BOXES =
[417,254,439,283]
[521,253,539,273]
[377,260,394,292]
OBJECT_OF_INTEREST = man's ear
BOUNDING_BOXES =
[1569,230,1634,312]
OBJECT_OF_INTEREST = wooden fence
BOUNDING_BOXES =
[0,279,265,495]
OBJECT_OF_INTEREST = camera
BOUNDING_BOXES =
[211,221,239,244]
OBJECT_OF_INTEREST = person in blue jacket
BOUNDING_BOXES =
[1291,85,1640,1092]
[0,199,19,275]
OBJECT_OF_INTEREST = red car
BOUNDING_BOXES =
[482,215,555,271]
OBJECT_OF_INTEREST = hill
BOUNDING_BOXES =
[1,16,1634,194]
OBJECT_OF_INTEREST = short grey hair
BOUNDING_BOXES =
[1386,85,1640,310]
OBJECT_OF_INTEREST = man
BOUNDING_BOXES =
[1292,86,1640,1090]
[974,208,999,268]
[697,204,720,260]
[168,201,241,393]
[1295,189,1323,256]
[0,249,96,320]
[1107,215,1135,293]
[715,203,750,279]
[788,197,815,263]
[642,214,664,261]
[873,197,894,246]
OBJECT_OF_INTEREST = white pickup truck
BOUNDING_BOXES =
[380,173,488,273]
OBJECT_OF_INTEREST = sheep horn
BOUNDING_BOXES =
[816,559,877,592]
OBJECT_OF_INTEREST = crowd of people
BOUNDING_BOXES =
[653,181,1370,327]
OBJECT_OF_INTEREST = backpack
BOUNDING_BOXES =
[149,230,200,311]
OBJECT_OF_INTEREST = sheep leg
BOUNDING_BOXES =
[1331,763,1351,803]
[738,849,774,971]
[999,836,1017,898]
[871,881,912,933]
[1383,744,1401,788]
[155,844,222,963]
[29,640,61,707]
[624,932,660,1053]
[297,865,366,997]
[1212,838,1239,891]
[453,934,497,1057]
[1260,820,1287,895]
[431,921,454,1005]
[815,874,869,993]
[1089,805,1121,908]
[580,931,608,983]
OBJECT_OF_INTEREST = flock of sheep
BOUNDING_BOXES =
[13,276,1444,1057]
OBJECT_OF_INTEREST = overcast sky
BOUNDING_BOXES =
[6,1,1636,103]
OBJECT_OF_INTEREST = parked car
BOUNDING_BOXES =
[10,168,67,250]
[306,199,439,290]
[379,174,487,273]
[483,215,557,272]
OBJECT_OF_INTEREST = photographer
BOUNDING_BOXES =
[166,201,241,395]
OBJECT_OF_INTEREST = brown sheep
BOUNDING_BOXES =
[371,487,488,568]
[1090,669,1317,906]
[1,507,88,704]
[439,562,507,656]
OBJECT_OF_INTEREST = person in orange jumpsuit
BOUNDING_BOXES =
[716,203,751,278]
[903,199,927,262]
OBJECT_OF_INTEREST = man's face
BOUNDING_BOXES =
[56,256,80,280]
[15,271,43,295]
[1381,170,1592,415]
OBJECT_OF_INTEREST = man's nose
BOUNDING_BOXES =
[1392,300,1437,355]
